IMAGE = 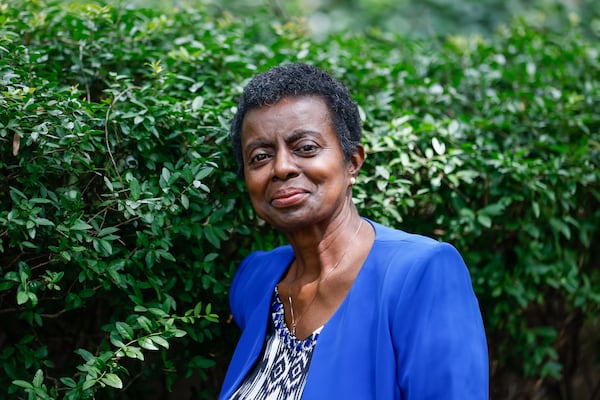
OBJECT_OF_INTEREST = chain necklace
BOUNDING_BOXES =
[287,219,363,337]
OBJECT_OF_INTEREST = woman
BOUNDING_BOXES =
[220,63,488,399]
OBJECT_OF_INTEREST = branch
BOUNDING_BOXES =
[104,86,141,187]
[41,309,69,319]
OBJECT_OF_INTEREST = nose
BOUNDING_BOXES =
[272,149,299,181]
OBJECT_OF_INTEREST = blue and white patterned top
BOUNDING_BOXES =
[229,287,322,400]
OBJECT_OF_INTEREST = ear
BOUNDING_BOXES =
[347,144,365,178]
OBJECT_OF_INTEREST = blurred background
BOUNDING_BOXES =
[123,0,600,39]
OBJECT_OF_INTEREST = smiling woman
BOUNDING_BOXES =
[220,63,489,400]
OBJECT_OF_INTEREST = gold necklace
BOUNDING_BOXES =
[287,219,363,337]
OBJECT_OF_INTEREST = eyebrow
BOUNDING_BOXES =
[243,139,273,158]
[285,129,323,144]
[245,130,323,152]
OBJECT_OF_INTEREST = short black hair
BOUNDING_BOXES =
[230,63,362,177]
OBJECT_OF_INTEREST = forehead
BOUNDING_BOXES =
[241,96,333,139]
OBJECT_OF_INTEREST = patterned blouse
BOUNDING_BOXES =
[230,287,323,400]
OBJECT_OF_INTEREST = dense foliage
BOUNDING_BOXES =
[1,0,599,399]
[155,0,600,39]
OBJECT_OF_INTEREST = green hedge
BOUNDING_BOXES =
[210,0,600,39]
[1,1,599,399]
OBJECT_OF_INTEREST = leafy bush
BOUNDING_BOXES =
[0,2,246,398]
[135,0,600,40]
[1,1,599,399]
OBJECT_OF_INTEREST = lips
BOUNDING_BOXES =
[270,188,309,208]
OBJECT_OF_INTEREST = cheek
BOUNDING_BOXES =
[245,184,271,221]
[313,164,348,187]
[245,176,266,204]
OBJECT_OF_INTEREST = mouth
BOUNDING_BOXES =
[270,188,309,208]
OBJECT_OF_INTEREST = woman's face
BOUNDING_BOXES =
[241,95,358,232]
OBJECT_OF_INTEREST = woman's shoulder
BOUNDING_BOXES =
[364,220,473,310]
[366,218,466,274]
[368,219,444,251]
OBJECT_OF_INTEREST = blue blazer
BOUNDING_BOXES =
[220,220,489,399]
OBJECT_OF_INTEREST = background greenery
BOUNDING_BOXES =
[126,0,600,39]
[1,0,599,399]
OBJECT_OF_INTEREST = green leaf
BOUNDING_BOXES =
[196,167,214,180]
[100,373,123,389]
[82,379,96,390]
[432,137,446,155]
[191,96,204,111]
[145,251,155,268]
[203,253,218,262]
[59,377,77,388]
[148,308,167,318]
[161,167,171,183]
[180,193,189,209]
[173,329,187,338]
[193,302,203,317]
[104,176,114,191]
[110,332,126,348]
[75,348,95,363]
[549,218,571,240]
[17,291,29,305]
[138,337,159,350]
[124,346,144,360]
[156,249,176,262]
[480,202,506,217]
[137,315,153,333]
[150,335,169,349]
[32,369,44,387]
[12,380,34,389]
[129,177,141,200]
[95,239,113,256]
[34,218,55,227]
[98,227,119,237]
[477,214,492,228]
[139,337,159,351]
[115,322,134,341]
[71,220,93,231]
[203,225,221,248]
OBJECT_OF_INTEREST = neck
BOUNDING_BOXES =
[284,207,363,284]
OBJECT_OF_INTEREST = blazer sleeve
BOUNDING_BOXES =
[394,242,489,399]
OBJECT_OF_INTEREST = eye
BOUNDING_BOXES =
[295,143,319,156]
[249,152,271,164]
